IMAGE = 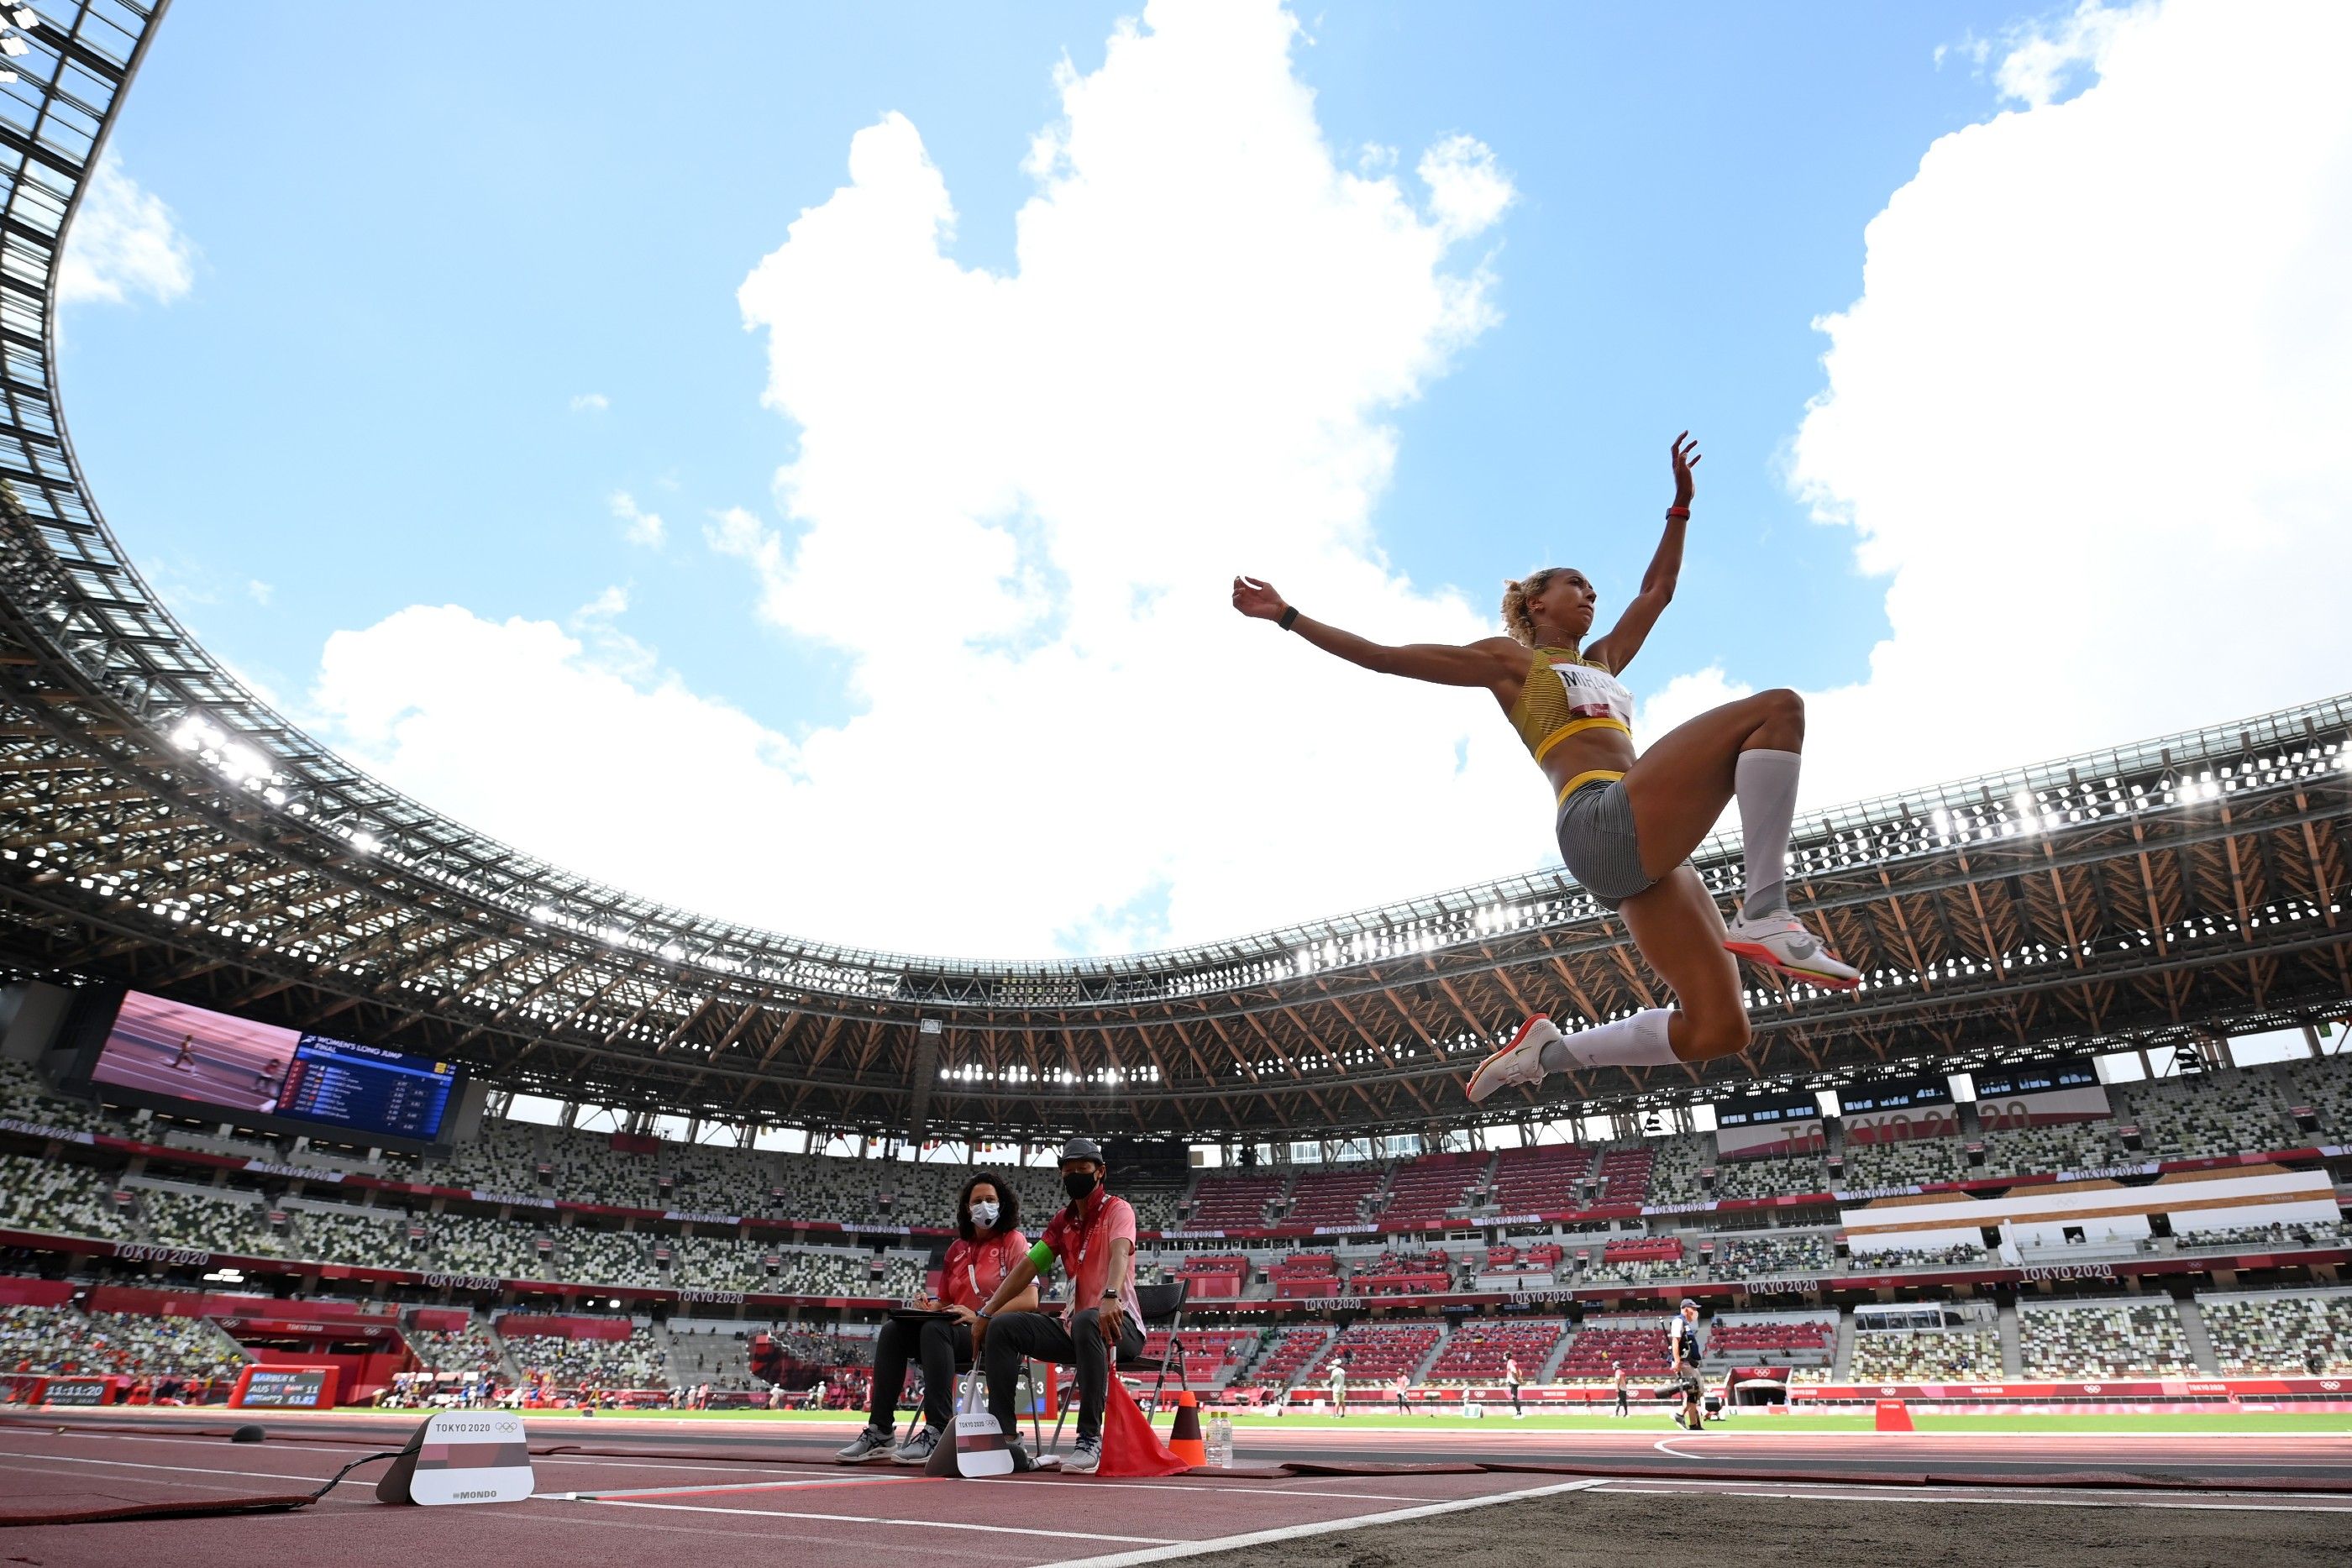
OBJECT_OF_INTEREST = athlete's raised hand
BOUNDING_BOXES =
[1231,575,1288,621]
[1670,431,1702,507]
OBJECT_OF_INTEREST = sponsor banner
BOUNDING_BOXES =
[111,1241,212,1268]
[1842,1109,1960,1145]
[423,1272,505,1293]
[379,1410,537,1506]
[243,1159,343,1182]
[1796,1376,2349,1403]
[661,1210,741,1226]
[1831,1184,1925,1203]
[1642,1199,1719,1216]
[676,1288,746,1306]
[2055,1162,2160,1183]
[1740,1277,1824,1295]
[470,1190,557,1209]
[0,1118,96,1144]
[2019,1261,2116,1282]
[218,1315,401,1339]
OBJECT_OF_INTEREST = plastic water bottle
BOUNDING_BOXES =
[1205,1412,1233,1469]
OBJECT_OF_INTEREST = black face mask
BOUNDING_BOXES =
[1062,1170,1099,1202]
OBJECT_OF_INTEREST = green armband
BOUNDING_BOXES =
[1026,1240,1055,1273]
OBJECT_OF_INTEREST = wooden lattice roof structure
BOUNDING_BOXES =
[1,1,2346,1145]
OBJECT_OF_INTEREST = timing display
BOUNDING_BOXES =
[1975,1057,2098,1098]
[234,1367,330,1408]
[91,990,461,1142]
[277,1036,458,1141]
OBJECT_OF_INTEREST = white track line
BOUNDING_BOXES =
[1050,1480,1453,1502]
[1031,1477,1609,1568]
[563,1497,1174,1544]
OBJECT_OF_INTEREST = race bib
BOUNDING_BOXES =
[1554,662,1632,723]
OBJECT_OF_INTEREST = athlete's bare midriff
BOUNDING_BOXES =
[1489,651,1638,805]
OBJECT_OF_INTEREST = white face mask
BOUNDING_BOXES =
[969,1200,1000,1231]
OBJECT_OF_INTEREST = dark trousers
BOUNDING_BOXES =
[984,1308,1145,1443]
[866,1316,973,1433]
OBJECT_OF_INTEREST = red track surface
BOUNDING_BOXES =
[2,1409,2348,1568]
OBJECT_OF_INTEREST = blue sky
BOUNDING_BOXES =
[58,1,2352,956]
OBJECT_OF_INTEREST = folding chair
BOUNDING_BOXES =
[1044,1280,1189,1450]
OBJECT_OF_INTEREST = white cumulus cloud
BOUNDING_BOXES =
[1782,0,2352,810]
[570,392,611,413]
[609,490,666,548]
[311,0,1541,957]
[58,155,196,307]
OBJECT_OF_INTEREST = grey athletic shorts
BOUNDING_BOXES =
[1556,778,1658,910]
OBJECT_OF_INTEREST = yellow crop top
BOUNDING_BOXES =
[1508,646,1635,763]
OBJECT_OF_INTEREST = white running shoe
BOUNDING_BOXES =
[1467,1015,1561,1104]
[1723,910,1861,989]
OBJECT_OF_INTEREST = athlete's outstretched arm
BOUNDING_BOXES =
[1232,576,1522,693]
[1586,431,1698,676]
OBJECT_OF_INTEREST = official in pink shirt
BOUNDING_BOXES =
[972,1136,1144,1474]
[836,1171,1034,1465]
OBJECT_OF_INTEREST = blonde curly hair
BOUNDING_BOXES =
[1499,568,1572,648]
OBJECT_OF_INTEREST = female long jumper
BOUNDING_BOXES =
[1231,433,1856,1094]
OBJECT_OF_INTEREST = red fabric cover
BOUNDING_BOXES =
[1096,1375,1187,1477]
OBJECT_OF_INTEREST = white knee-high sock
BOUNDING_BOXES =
[1735,748,1803,920]
[1536,1008,1678,1072]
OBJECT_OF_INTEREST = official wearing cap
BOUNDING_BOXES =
[971,1136,1145,1474]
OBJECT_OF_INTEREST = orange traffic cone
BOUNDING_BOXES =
[1873,1399,1914,1432]
[1165,1389,1206,1467]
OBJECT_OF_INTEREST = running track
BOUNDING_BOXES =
[2,1409,2345,1568]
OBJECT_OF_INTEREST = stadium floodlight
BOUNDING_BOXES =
[8,8,34,28]
[350,831,381,855]
[0,71,15,86]
[0,36,25,57]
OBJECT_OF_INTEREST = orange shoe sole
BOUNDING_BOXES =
[1467,1014,1552,1099]
[1723,940,1861,992]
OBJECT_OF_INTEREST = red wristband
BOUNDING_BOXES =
[1665,506,1690,521]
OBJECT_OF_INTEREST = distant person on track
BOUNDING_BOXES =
[1390,1372,1410,1417]
[1234,433,1858,1109]
[1613,1362,1630,1418]
[1328,1353,1349,1418]
[837,1169,1032,1466]
[973,1136,1146,1475]
[169,1033,196,1070]
[1670,1299,1705,1429]
[1505,1354,1525,1419]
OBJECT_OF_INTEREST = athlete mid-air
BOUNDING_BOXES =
[1233,433,1857,1100]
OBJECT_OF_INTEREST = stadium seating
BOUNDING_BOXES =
[2198,1290,2352,1375]
[1351,1251,1452,1294]
[1303,1322,1443,1385]
[1555,1318,1671,1379]
[1245,1324,1335,1387]
[1851,1242,1988,1270]
[1378,1151,1487,1228]
[1847,1324,2001,1382]
[1184,1172,1287,1229]
[2018,1299,2195,1377]
[0,1303,248,1387]
[1591,1145,1653,1206]
[1286,1167,1383,1227]
[1836,1134,1967,1191]
[1140,1327,1260,1387]
[500,1320,669,1390]
[1490,1145,1590,1213]
[1423,1320,1567,1384]
[408,1319,508,1378]
[1704,1314,1833,1362]
[0,1152,128,1239]
[1709,1151,1830,1201]
[1708,1233,1834,1278]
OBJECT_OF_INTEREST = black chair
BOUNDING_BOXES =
[1035,1279,1190,1451]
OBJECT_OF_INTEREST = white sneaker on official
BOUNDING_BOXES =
[1467,1015,1560,1104]
[835,1425,894,1463]
[890,1426,940,1464]
[1063,1435,1102,1475]
[1722,910,1861,989]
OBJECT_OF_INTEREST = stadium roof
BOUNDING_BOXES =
[2,1,2348,1145]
